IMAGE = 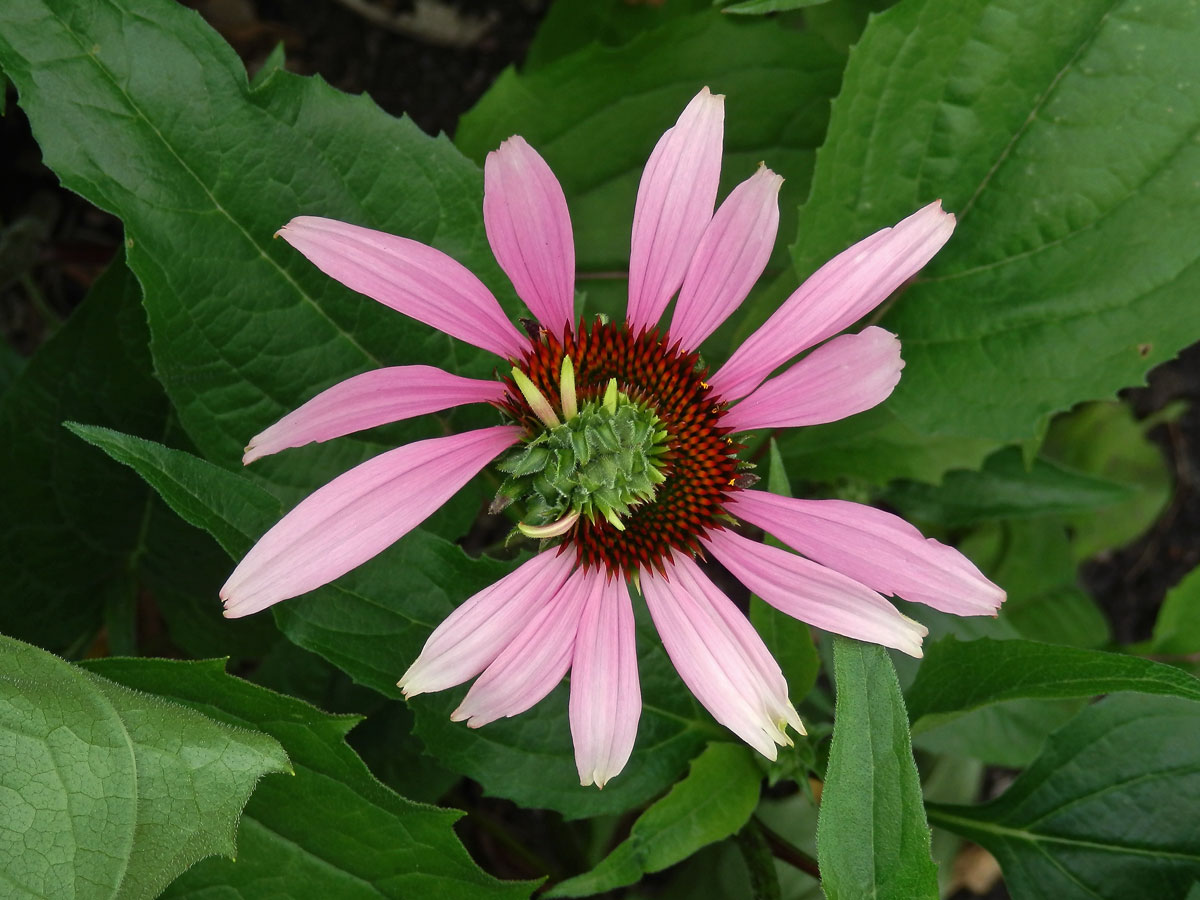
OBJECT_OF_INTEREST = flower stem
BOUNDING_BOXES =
[752,816,820,880]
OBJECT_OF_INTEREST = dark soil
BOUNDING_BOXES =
[1083,342,1200,644]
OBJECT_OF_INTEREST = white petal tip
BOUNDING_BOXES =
[580,769,614,789]
[494,134,526,154]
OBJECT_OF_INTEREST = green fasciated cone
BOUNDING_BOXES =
[496,391,668,530]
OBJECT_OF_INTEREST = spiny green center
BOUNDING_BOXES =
[495,369,669,536]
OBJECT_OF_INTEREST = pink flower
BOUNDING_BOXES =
[221,87,1005,788]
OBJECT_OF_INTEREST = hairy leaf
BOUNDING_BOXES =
[0,636,289,899]
[816,639,937,900]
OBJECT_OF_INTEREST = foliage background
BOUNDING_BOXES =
[2,0,1200,898]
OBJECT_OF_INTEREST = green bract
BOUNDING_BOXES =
[496,378,668,533]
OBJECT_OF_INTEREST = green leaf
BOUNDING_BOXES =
[816,639,938,900]
[927,695,1200,900]
[956,519,1110,649]
[0,635,289,900]
[0,255,277,657]
[776,0,1200,482]
[1152,566,1200,657]
[720,0,832,15]
[0,0,511,527]
[67,424,711,816]
[408,615,712,818]
[457,11,844,351]
[0,259,165,650]
[546,742,762,898]
[777,406,1000,486]
[906,637,1200,733]
[524,0,711,69]
[0,341,23,395]
[82,657,532,899]
[751,441,819,701]
[1039,401,1172,561]
[882,446,1134,528]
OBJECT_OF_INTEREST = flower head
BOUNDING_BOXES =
[221,87,1004,788]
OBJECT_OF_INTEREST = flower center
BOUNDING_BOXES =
[494,319,746,576]
[494,375,669,533]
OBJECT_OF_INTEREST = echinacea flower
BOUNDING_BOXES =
[222,87,1005,788]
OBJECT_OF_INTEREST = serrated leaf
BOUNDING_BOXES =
[67,424,711,817]
[0,635,289,900]
[816,639,938,900]
[0,0,512,532]
[82,657,532,899]
[775,0,1200,483]
[927,695,1200,900]
[546,742,762,898]
[906,637,1200,733]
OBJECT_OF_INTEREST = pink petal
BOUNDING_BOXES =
[571,576,641,788]
[730,490,1005,617]
[721,327,903,432]
[450,567,595,727]
[221,425,521,617]
[704,528,928,657]
[626,87,724,333]
[244,365,506,464]
[399,548,576,698]
[642,552,803,759]
[710,201,955,400]
[278,216,528,360]
[484,136,577,338]
[670,165,782,352]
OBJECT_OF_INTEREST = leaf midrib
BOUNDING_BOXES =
[927,806,1200,862]
[47,4,385,373]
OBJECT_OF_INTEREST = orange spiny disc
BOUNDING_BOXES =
[497,319,742,576]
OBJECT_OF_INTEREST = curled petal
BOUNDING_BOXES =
[278,216,528,360]
[710,201,955,400]
[730,491,1005,616]
[571,577,641,788]
[244,365,506,464]
[399,549,576,698]
[642,552,803,759]
[626,87,724,332]
[670,165,782,352]
[705,528,928,658]
[484,136,576,337]
[722,327,903,432]
[221,425,521,618]
[451,567,595,727]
